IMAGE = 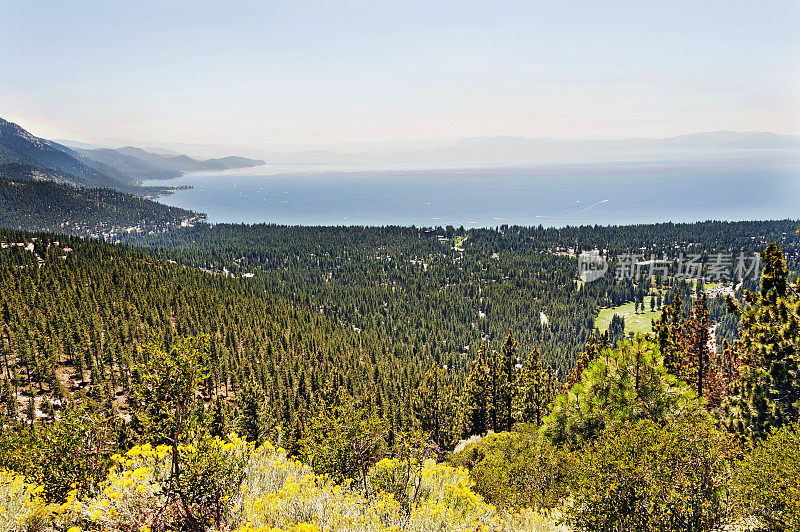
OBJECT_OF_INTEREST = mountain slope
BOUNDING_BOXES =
[204,155,265,169]
[0,118,131,189]
[74,147,183,181]
[262,130,800,166]
[0,162,80,186]
[658,131,800,149]
[82,146,265,178]
[0,164,202,237]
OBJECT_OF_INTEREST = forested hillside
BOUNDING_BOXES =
[0,118,132,191]
[1,220,796,439]
[0,229,431,444]
[0,118,211,237]
[129,220,800,375]
[0,177,202,238]
[0,117,263,191]
[1,220,799,532]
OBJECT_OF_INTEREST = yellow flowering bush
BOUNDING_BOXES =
[0,471,49,532]
[69,442,172,531]
[230,445,564,532]
[72,433,252,532]
[3,436,565,532]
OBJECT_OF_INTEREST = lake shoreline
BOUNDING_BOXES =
[144,159,800,228]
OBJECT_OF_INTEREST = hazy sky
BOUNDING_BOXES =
[1,0,799,151]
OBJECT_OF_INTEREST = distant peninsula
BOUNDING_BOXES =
[72,145,265,184]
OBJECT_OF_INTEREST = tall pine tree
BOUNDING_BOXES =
[723,243,800,440]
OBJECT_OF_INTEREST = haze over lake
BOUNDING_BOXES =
[150,157,800,228]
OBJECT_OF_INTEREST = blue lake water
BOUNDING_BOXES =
[149,159,800,227]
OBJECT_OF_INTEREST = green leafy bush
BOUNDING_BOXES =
[733,422,800,531]
[565,418,738,532]
[448,427,570,510]
[127,335,254,531]
[0,406,116,502]
[169,433,252,530]
[296,390,390,491]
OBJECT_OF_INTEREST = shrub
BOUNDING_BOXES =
[733,422,800,531]
[236,446,565,532]
[0,470,49,532]
[27,432,251,532]
[448,428,570,510]
[296,391,389,491]
[7,435,567,532]
[565,417,738,532]
[0,406,116,502]
[166,432,252,529]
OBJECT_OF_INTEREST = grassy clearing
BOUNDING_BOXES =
[594,279,723,335]
[595,296,662,335]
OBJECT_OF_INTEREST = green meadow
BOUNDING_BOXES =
[595,296,662,335]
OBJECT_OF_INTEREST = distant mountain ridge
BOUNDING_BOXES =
[657,131,800,149]
[75,146,265,182]
[0,117,205,236]
[72,148,182,181]
[442,130,800,153]
[0,117,131,189]
[1,116,264,187]
[259,130,800,167]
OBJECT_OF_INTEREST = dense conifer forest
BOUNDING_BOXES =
[0,173,201,237]
[1,219,799,531]
[128,220,800,374]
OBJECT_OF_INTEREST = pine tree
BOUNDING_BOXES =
[515,345,555,425]
[609,314,626,346]
[543,336,704,445]
[722,243,800,440]
[235,383,264,443]
[686,293,712,399]
[466,343,490,435]
[564,330,609,391]
[653,294,685,377]
[494,331,519,432]
[0,381,15,421]
[412,366,448,445]
[654,292,721,403]
[466,334,519,434]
